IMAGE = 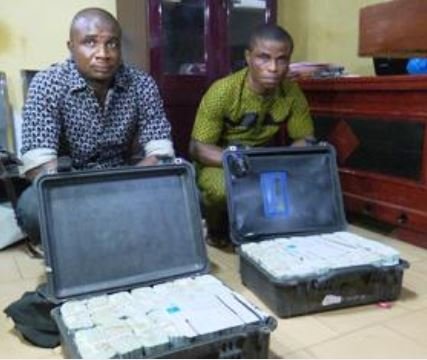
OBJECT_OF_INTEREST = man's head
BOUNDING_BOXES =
[245,24,294,95]
[68,8,122,85]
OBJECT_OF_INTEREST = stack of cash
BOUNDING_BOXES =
[241,231,400,281]
[59,275,268,358]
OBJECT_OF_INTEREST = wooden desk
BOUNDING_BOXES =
[299,75,427,248]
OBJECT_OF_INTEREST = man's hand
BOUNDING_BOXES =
[25,159,58,182]
[136,155,160,167]
[291,136,316,147]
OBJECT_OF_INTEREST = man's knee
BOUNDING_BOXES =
[203,185,226,207]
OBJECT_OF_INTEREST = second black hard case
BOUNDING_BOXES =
[223,145,408,318]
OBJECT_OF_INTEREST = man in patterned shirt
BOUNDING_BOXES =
[190,24,314,247]
[16,8,174,252]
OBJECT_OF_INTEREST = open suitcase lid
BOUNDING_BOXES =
[37,160,208,302]
[223,144,347,245]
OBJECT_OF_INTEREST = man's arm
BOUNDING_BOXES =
[20,147,58,181]
[189,80,226,167]
[137,75,174,166]
[189,140,223,168]
[20,69,61,179]
[286,81,315,146]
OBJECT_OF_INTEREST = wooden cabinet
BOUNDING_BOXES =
[117,0,277,158]
[359,0,427,58]
[299,75,427,248]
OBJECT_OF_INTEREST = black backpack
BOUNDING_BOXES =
[4,283,60,348]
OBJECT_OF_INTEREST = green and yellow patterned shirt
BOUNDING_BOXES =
[192,68,313,147]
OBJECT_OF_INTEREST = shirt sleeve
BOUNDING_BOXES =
[20,148,57,175]
[21,70,61,156]
[285,81,314,141]
[191,80,227,145]
[137,75,172,149]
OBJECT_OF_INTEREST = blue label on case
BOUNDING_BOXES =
[260,172,289,218]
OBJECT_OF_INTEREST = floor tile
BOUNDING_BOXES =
[385,307,427,347]
[283,348,317,359]
[269,333,295,357]
[309,324,427,358]
[0,323,61,359]
[269,335,316,359]
[272,315,338,353]
[402,266,427,295]
[0,256,21,283]
[314,301,408,334]
[409,258,427,278]
[13,255,45,281]
[207,246,238,271]
[0,310,61,359]
[0,242,25,257]
[397,288,427,311]
[0,278,41,311]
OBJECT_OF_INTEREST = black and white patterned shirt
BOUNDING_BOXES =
[21,58,172,170]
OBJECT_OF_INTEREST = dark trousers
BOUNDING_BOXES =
[15,183,40,245]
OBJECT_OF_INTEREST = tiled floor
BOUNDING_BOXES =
[1,224,427,358]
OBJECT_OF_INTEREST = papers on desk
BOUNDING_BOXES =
[288,62,346,79]
[59,275,269,359]
[241,231,401,281]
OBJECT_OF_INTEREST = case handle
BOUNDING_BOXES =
[312,264,376,288]
[57,156,73,172]
[228,152,251,178]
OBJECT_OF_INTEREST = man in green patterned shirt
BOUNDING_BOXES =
[190,24,314,247]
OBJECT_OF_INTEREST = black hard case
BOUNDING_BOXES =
[223,145,408,318]
[37,161,275,358]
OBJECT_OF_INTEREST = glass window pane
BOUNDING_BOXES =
[161,0,206,75]
[229,0,267,72]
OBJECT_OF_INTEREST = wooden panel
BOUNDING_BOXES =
[359,0,427,57]
[116,0,150,71]
[299,75,427,248]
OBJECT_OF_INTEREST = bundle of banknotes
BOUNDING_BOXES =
[59,275,269,358]
[241,231,400,281]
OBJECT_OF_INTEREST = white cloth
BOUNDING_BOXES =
[144,139,175,158]
[20,148,57,175]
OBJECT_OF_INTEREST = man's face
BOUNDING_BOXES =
[245,38,292,94]
[67,16,122,84]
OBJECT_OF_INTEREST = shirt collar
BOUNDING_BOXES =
[66,58,129,92]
